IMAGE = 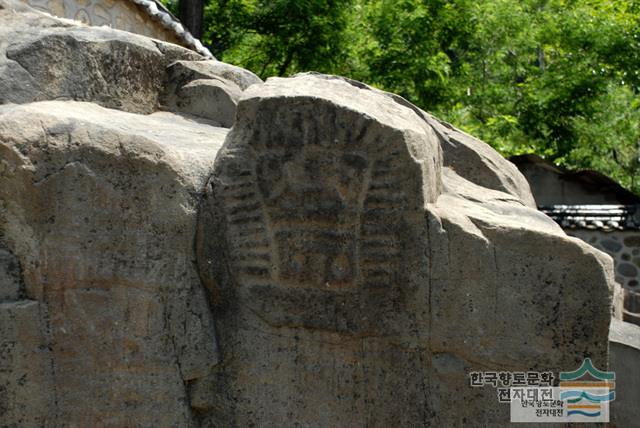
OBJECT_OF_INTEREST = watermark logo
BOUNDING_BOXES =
[469,358,615,423]
[559,358,615,422]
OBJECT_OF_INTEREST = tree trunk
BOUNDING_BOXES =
[179,0,204,39]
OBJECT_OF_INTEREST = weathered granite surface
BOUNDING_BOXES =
[195,73,616,426]
[0,0,252,117]
[0,101,227,426]
[609,318,640,427]
[0,1,621,427]
[570,230,640,289]
[161,60,262,128]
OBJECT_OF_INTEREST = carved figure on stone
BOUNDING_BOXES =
[0,2,621,425]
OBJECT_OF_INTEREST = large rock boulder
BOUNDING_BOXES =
[0,6,194,114]
[195,74,616,426]
[0,101,226,426]
[0,0,260,121]
[161,60,263,127]
[0,1,618,427]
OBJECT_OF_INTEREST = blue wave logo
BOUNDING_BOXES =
[559,358,616,421]
[560,390,616,403]
[567,410,601,417]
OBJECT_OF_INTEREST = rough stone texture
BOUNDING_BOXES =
[0,1,201,114]
[165,78,242,127]
[161,60,263,126]
[0,300,54,427]
[0,3,620,426]
[22,0,183,45]
[0,101,226,426]
[196,73,615,426]
[1,0,253,122]
[569,229,640,291]
[299,73,536,208]
[568,229,640,325]
[609,318,640,427]
[428,118,537,208]
[197,73,441,427]
[166,60,263,92]
[0,241,25,301]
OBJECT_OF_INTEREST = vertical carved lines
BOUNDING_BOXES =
[217,149,273,285]
[217,105,425,301]
[359,146,411,291]
[256,146,370,290]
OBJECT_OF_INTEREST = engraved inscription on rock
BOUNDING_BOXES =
[209,95,437,336]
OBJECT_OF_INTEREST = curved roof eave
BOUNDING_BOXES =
[129,0,214,58]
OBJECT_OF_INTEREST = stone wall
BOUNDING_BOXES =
[22,0,181,44]
[568,229,640,324]
[568,230,640,290]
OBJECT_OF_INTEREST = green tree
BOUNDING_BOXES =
[196,0,640,194]
[204,0,353,77]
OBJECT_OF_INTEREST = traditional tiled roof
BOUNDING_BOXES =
[130,0,213,58]
[510,154,640,206]
[540,204,640,231]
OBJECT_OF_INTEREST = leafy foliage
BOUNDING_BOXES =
[201,0,352,76]
[192,0,640,193]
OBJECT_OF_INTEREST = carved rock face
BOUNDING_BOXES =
[194,77,441,425]
[0,3,619,425]
[208,89,440,335]
[195,75,615,426]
